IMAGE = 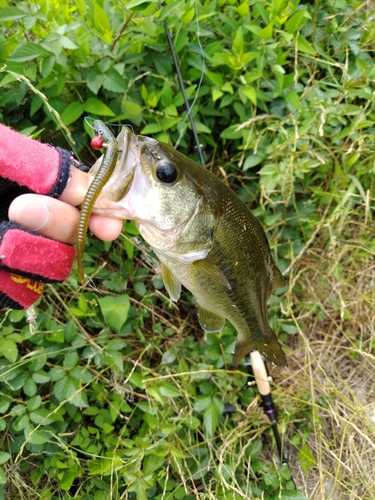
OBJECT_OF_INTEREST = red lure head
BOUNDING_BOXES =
[91,136,104,150]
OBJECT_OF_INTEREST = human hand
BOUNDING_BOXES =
[8,166,123,246]
[0,124,123,310]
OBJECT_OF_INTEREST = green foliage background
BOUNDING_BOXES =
[0,0,374,499]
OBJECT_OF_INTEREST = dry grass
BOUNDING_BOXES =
[275,197,375,499]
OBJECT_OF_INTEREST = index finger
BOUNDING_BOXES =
[58,166,91,206]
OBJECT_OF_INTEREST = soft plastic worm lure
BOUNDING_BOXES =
[76,120,118,282]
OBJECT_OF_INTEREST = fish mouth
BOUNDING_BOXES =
[90,127,138,219]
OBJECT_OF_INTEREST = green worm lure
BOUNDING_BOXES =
[76,120,118,282]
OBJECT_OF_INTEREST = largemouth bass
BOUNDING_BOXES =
[89,127,286,366]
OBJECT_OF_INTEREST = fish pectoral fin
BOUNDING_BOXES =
[272,266,287,290]
[192,259,231,290]
[197,305,225,332]
[161,263,181,302]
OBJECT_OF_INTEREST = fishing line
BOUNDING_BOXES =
[105,122,134,132]
[173,1,205,152]
[158,0,206,167]
[84,116,95,130]
[84,116,134,134]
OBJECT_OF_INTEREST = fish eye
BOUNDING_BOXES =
[155,162,178,184]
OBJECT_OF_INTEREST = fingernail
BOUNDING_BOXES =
[10,197,50,231]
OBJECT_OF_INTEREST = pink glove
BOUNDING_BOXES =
[0,124,87,309]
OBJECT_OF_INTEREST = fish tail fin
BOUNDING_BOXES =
[232,327,286,367]
[258,327,286,366]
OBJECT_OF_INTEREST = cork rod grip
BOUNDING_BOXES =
[250,351,270,396]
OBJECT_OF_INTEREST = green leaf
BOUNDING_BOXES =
[59,469,80,490]
[246,439,263,459]
[0,453,10,465]
[205,71,224,87]
[10,42,49,61]
[204,400,219,437]
[280,490,308,499]
[0,399,10,414]
[29,409,54,425]
[160,117,181,130]
[194,396,211,412]
[60,36,78,50]
[0,339,18,362]
[27,395,42,411]
[212,87,223,102]
[163,104,178,116]
[32,370,51,384]
[127,0,157,8]
[141,123,162,134]
[241,85,257,105]
[243,155,263,170]
[194,122,211,133]
[174,31,188,54]
[0,7,27,21]
[259,22,273,40]
[296,35,316,55]
[147,385,164,403]
[103,349,123,371]
[285,8,308,34]
[123,99,142,116]
[233,27,244,54]
[85,69,104,94]
[238,2,250,17]
[134,281,147,296]
[25,430,49,445]
[127,477,151,500]
[221,82,233,94]
[23,378,37,397]
[159,382,180,398]
[61,102,85,126]
[298,443,315,472]
[84,98,115,117]
[98,294,130,332]
[285,90,302,110]
[63,351,79,368]
[93,3,111,35]
[181,7,195,24]
[103,68,128,93]
[54,375,78,402]
[31,466,44,486]
[0,467,6,485]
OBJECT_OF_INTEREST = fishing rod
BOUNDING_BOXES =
[158,2,206,168]
[250,351,296,488]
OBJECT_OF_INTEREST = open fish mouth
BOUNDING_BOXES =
[89,127,138,219]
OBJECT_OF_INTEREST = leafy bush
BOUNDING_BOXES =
[0,0,374,498]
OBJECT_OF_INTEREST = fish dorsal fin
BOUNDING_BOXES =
[192,259,231,290]
[197,305,225,332]
[161,263,181,302]
[272,266,287,290]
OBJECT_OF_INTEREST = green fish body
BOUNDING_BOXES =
[91,128,286,366]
